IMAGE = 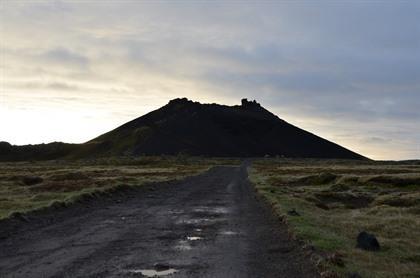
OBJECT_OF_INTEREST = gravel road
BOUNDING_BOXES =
[0,164,317,277]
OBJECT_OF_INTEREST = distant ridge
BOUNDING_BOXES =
[0,98,367,161]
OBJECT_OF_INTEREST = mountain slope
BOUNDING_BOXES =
[80,98,365,159]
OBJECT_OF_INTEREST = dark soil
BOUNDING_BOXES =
[0,164,318,278]
[313,191,374,209]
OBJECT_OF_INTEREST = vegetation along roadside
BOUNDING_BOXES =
[0,156,238,219]
[249,158,420,278]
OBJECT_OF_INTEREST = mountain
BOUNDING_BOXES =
[0,98,367,160]
[0,141,78,161]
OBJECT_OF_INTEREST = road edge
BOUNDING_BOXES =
[245,164,327,278]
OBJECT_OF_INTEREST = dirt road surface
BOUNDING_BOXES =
[0,164,317,277]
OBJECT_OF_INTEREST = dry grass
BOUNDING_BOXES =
[249,159,420,278]
[0,156,238,219]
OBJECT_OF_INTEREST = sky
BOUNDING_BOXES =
[0,1,419,160]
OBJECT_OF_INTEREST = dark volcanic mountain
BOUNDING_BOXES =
[0,98,366,160]
[83,98,365,159]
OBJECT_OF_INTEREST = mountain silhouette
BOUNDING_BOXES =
[0,98,366,160]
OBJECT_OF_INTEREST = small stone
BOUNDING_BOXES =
[21,176,43,186]
[287,208,300,216]
[356,231,380,251]
[316,202,330,210]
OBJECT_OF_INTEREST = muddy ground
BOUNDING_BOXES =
[0,164,317,278]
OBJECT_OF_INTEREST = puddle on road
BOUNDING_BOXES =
[186,236,202,241]
[219,230,239,236]
[175,206,229,226]
[193,206,229,214]
[128,263,178,277]
[128,269,178,277]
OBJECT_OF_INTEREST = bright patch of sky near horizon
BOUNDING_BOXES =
[1,1,419,160]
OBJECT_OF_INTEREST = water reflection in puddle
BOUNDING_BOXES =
[186,236,202,241]
[128,269,177,277]
[193,207,229,214]
[219,230,239,236]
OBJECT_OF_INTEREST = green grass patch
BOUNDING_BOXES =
[249,159,420,277]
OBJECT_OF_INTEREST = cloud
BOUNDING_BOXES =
[41,48,88,67]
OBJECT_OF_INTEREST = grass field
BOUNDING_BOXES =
[0,156,238,219]
[249,159,420,278]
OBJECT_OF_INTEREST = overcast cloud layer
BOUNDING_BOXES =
[1,1,419,160]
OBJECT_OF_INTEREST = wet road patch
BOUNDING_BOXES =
[126,263,178,277]
[218,230,239,236]
[174,239,192,251]
[192,206,230,215]
[128,268,178,277]
[186,236,202,241]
